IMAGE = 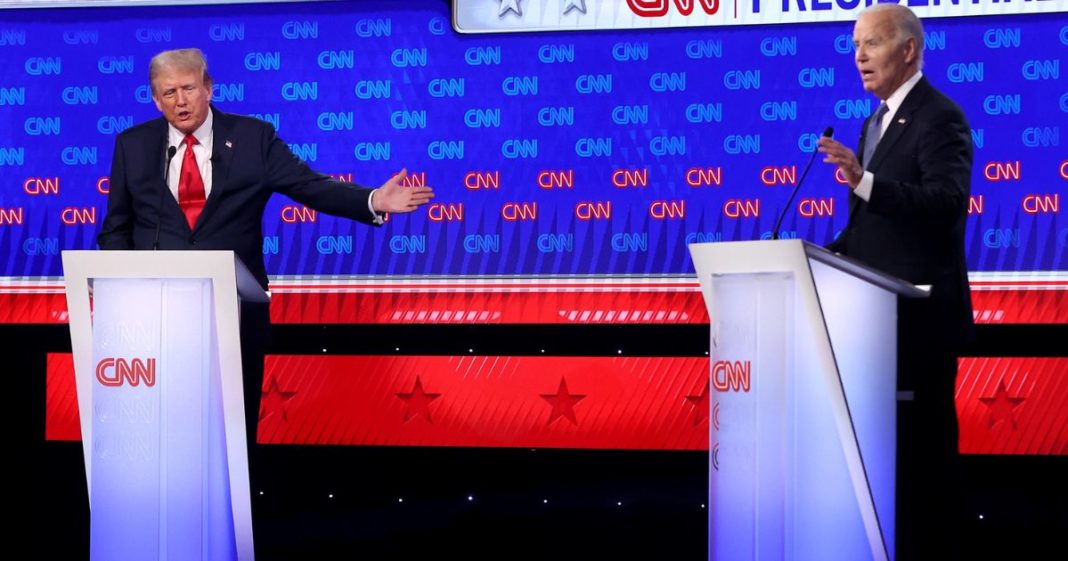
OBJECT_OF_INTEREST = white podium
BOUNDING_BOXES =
[62,250,268,561]
[689,240,927,561]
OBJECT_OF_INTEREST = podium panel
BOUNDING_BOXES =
[692,240,926,561]
[64,251,263,561]
[807,259,898,556]
[708,273,793,560]
[90,278,236,560]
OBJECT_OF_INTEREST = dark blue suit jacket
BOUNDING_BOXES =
[828,77,975,348]
[98,107,378,288]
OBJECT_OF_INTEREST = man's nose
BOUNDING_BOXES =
[175,91,187,105]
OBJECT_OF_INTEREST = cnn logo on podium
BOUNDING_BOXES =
[96,358,157,387]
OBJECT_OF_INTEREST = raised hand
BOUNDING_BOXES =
[372,169,435,213]
[817,136,863,189]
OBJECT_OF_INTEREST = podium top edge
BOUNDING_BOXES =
[801,242,930,298]
[60,250,269,303]
[688,240,930,298]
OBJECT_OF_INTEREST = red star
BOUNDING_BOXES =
[541,377,586,425]
[259,375,298,423]
[685,380,710,426]
[396,376,441,423]
[978,380,1026,430]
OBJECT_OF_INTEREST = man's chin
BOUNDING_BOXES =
[170,118,197,134]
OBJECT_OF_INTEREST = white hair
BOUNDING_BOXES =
[861,3,925,67]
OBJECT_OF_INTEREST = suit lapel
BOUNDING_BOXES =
[150,119,168,179]
[867,77,930,172]
[857,113,873,169]
[845,77,931,228]
[194,107,235,231]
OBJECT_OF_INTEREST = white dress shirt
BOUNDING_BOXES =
[166,110,214,201]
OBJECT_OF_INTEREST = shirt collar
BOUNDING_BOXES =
[167,108,213,151]
[884,71,922,119]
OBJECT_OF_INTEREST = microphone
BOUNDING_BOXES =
[772,127,834,241]
[153,145,178,250]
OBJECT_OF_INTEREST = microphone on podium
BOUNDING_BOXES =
[772,127,834,241]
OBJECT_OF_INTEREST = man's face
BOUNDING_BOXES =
[151,67,212,135]
[853,12,917,100]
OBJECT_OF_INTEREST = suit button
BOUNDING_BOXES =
[190,239,197,245]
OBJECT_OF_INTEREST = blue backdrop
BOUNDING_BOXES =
[0,1,1063,277]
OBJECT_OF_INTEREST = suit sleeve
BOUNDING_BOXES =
[825,216,851,254]
[261,124,379,225]
[866,107,972,228]
[97,135,135,250]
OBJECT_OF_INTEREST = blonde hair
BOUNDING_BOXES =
[149,48,212,93]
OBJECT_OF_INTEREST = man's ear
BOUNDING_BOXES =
[903,36,918,66]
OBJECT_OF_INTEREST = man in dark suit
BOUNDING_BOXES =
[817,5,973,559]
[98,47,432,288]
[97,48,434,493]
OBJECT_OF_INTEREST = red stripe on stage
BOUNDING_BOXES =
[46,353,1067,454]
[255,355,711,449]
[957,357,1068,455]
[2,283,1066,324]
[46,353,80,441]
[0,293,69,324]
[268,289,710,324]
[969,289,1067,324]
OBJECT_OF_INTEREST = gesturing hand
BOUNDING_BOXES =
[372,169,435,213]
[817,136,864,189]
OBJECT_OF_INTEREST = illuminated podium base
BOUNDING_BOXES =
[63,251,267,561]
[689,240,927,561]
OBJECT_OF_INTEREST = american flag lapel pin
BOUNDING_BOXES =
[225,140,233,149]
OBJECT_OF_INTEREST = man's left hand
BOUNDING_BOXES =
[373,169,435,213]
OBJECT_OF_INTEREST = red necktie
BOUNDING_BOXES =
[178,134,206,229]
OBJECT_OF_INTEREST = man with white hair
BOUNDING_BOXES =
[818,5,973,559]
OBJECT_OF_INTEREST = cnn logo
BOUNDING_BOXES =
[96,358,157,387]
[712,360,751,392]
